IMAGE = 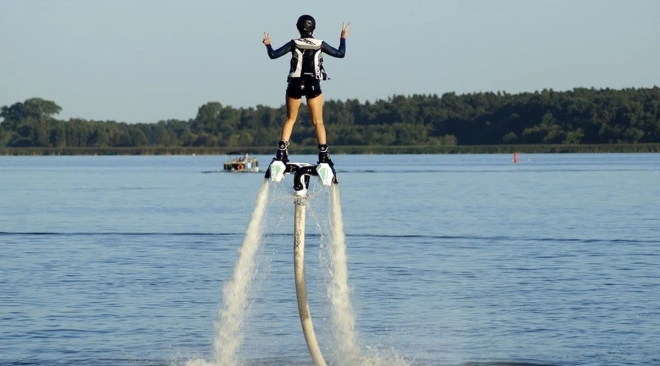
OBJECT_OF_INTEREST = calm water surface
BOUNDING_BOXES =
[1,154,659,366]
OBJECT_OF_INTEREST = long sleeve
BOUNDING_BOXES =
[266,40,294,59]
[321,38,346,58]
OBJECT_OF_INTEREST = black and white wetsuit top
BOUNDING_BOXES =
[266,37,346,80]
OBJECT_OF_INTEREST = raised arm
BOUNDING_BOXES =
[321,39,346,58]
[263,32,293,59]
[321,22,350,58]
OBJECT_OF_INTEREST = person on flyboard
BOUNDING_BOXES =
[262,15,350,170]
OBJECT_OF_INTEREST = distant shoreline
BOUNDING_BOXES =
[1,144,659,156]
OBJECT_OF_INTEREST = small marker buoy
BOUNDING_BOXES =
[513,152,519,164]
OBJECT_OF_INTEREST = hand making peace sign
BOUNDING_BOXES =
[340,22,350,39]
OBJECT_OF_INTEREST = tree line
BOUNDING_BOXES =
[2,87,659,151]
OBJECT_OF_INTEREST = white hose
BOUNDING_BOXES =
[294,197,327,366]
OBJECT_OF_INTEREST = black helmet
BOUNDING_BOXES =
[296,14,316,37]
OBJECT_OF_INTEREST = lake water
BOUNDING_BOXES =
[1,153,659,366]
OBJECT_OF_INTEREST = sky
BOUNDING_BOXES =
[1,0,659,123]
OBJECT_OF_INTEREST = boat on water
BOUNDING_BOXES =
[223,153,260,173]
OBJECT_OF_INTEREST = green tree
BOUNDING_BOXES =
[3,87,660,150]
[502,132,518,144]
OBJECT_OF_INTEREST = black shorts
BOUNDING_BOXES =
[286,77,322,99]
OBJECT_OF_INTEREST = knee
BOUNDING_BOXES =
[311,117,324,127]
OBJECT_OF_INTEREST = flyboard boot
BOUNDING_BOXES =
[265,140,289,182]
[316,144,338,185]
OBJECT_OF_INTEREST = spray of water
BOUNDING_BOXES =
[324,185,411,366]
[210,180,270,366]
[327,185,361,364]
[184,179,411,366]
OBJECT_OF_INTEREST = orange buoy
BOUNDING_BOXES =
[513,152,519,164]
[236,164,244,171]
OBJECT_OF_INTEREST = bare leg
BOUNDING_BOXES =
[281,96,302,142]
[306,94,326,145]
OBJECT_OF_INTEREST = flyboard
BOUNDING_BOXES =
[265,160,337,366]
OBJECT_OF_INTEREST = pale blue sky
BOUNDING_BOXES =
[1,0,658,123]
